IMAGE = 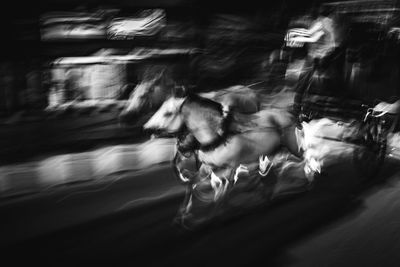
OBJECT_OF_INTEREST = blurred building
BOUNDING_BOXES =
[1,0,399,115]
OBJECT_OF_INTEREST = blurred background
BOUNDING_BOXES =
[1,0,400,265]
[0,0,302,163]
[1,0,399,162]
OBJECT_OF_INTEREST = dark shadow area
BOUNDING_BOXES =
[2,157,399,266]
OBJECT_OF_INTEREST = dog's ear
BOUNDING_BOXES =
[172,85,188,98]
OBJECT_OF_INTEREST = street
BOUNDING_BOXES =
[1,154,400,266]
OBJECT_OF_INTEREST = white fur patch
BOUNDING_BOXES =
[259,155,273,176]
[210,171,229,201]
[234,164,249,184]
[222,104,230,117]
[143,96,186,131]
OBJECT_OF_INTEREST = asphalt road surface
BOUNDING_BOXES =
[2,156,400,267]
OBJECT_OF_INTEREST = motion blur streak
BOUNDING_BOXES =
[298,118,358,179]
[117,186,183,211]
[210,171,229,201]
[50,138,176,202]
[0,138,176,199]
[55,174,125,203]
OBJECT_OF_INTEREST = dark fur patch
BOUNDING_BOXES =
[180,93,235,152]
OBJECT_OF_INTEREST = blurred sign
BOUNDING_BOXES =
[40,9,166,40]
[40,11,107,40]
[107,9,166,39]
[52,48,196,65]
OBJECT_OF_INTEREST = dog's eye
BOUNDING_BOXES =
[164,112,173,117]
